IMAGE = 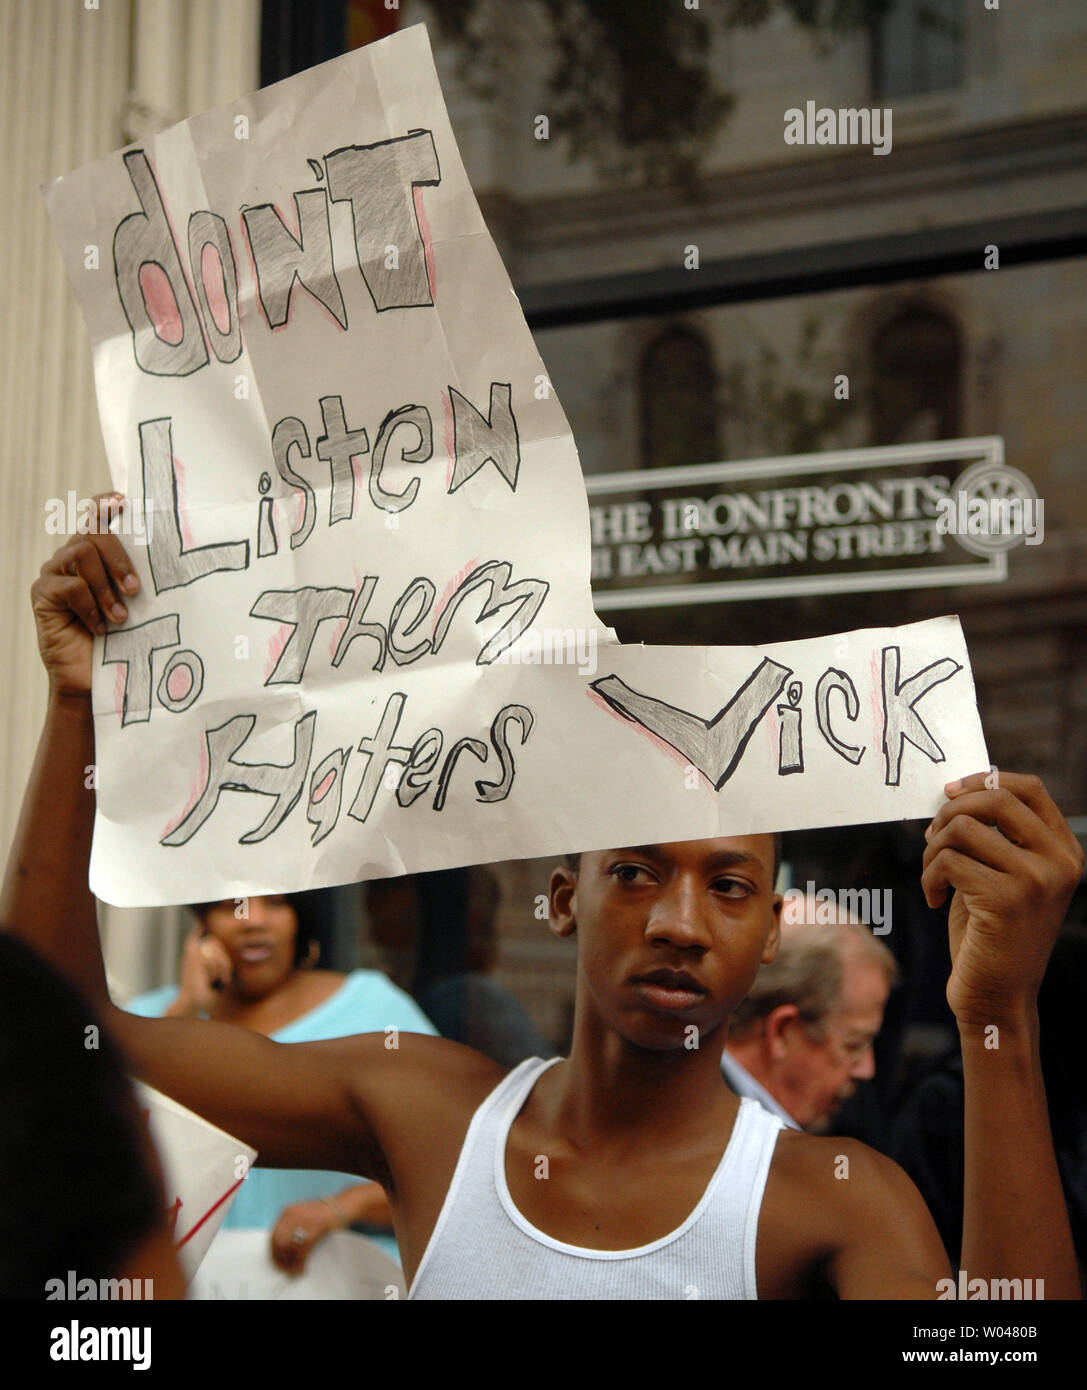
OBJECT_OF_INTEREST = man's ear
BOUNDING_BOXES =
[762,893,783,965]
[764,1003,801,1062]
[549,863,578,939]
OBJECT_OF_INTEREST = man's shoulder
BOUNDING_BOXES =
[353,1040,526,1201]
[771,1128,913,1196]
[767,1134,934,1256]
[758,1130,937,1296]
[345,1027,514,1112]
[766,1129,925,1243]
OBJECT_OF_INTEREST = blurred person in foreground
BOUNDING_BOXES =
[125,891,437,1276]
[0,933,184,1300]
[723,900,897,1133]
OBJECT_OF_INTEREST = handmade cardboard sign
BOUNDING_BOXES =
[136,1082,257,1281]
[43,25,988,907]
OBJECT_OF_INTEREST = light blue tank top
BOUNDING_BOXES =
[124,970,437,1262]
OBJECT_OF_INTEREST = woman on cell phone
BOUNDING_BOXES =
[124,892,437,1278]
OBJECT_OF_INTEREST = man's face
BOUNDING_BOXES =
[550,837,781,1052]
[777,954,890,1131]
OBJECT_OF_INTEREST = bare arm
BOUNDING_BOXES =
[957,1010,1073,1294]
[924,771,1082,1298]
[269,1182,395,1274]
[827,1141,950,1299]
[2,502,136,1006]
[2,690,107,1002]
[810,771,1081,1301]
[0,513,459,1186]
[762,1132,949,1299]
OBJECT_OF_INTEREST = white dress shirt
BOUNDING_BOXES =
[721,1048,802,1130]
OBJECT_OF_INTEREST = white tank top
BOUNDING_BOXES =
[409,1056,784,1300]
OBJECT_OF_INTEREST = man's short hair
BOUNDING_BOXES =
[728,918,897,1042]
[565,833,783,884]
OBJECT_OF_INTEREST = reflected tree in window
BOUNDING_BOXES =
[424,0,898,182]
[719,313,857,459]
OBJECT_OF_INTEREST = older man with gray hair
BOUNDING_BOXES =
[721,895,898,1132]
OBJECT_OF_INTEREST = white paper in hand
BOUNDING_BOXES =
[135,1081,257,1282]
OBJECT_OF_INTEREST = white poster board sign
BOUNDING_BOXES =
[43,25,989,906]
[136,1082,257,1282]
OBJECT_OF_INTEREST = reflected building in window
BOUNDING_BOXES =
[640,326,721,471]
[868,303,962,445]
[872,0,965,99]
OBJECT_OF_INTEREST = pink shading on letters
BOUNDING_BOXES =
[586,686,711,785]
[200,243,232,335]
[139,264,183,344]
[433,558,479,635]
[312,768,337,803]
[869,650,885,753]
[226,222,246,353]
[113,663,127,721]
[351,451,366,511]
[142,151,205,347]
[265,624,292,680]
[764,702,780,759]
[160,739,211,841]
[238,213,272,332]
[329,618,348,662]
[441,389,455,489]
[172,455,195,548]
[273,493,308,543]
[239,201,347,334]
[166,663,193,703]
[413,184,436,301]
[329,567,365,659]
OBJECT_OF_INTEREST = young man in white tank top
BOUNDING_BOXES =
[6,520,1083,1299]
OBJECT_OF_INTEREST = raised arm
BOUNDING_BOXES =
[1,506,128,1002]
[794,770,1082,1301]
[0,508,474,1188]
[923,770,1083,1299]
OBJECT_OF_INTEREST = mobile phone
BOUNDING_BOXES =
[200,928,227,991]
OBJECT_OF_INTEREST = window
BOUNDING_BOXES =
[872,0,965,100]
[869,304,961,445]
[640,326,720,470]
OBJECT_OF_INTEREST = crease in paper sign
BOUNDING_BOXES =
[45,26,989,907]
